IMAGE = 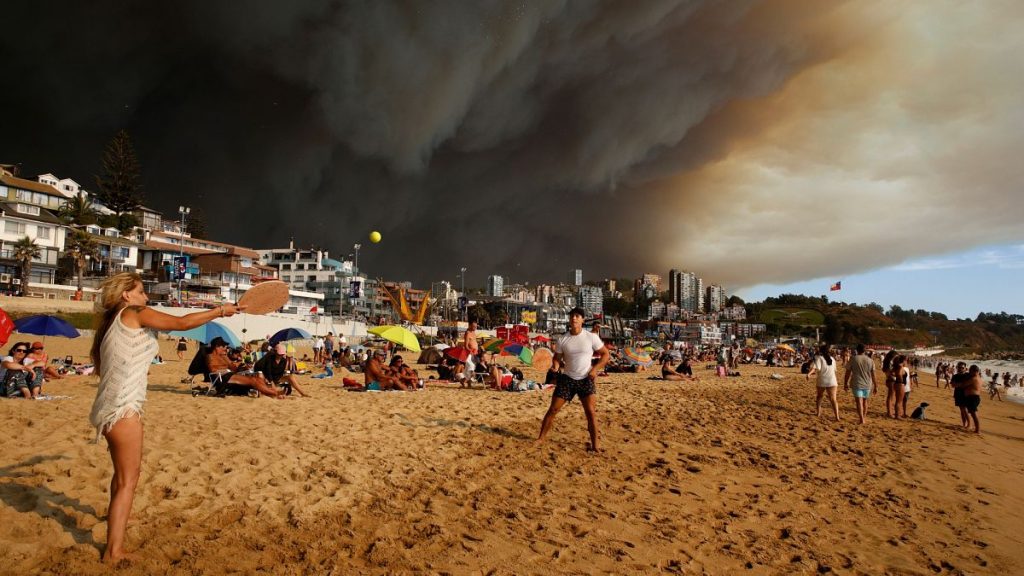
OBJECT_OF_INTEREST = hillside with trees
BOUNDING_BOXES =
[746,294,1024,355]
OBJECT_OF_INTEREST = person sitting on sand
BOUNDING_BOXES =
[661,354,696,381]
[26,342,64,383]
[365,349,405,390]
[2,342,40,399]
[255,343,309,397]
[207,337,284,398]
[389,355,420,389]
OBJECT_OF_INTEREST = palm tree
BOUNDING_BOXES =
[64,230,98,291]
[12,236,41,295]
[58,192,99,225]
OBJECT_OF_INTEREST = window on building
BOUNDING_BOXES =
[118,247,130,258]
[4,221,25,235]
[16,204,40,216]
[282,275,291,281]
[36,226,50,240]
[15,189,29,201]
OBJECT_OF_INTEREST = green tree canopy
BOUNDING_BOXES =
[94,130,145,216]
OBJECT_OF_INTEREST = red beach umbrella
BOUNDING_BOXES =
[0,308,13,346]
[444,346,473,363]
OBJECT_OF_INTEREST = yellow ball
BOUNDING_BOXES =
[369,231,382,243]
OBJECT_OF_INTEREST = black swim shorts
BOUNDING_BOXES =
[953,387,965,407]
[554,373,596,402]
[964,395,981,413]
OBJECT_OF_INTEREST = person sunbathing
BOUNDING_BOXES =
[206,337,284,398]
[389,356,420,389]
[27,342,64,382]
[661,356,697,381]
[254,343,309,397]
[365,350,405,390]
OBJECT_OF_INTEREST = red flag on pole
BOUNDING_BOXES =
[830,281,842,292]
[310,305,318,314]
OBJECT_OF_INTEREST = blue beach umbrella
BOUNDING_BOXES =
[268,327,311,345]
[167,321,241,348]
[14,315,80,338]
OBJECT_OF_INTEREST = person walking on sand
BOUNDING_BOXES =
[536,308,610,451]
[960,365,984,433]
[843,343,876,424]
[949,362,970,428]
[807,343,840,421]
[176,336,188,361]
[89,272,245,564]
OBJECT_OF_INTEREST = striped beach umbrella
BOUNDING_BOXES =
[500,343,533,365]
[622,346,654,366]
[481,337,508,353]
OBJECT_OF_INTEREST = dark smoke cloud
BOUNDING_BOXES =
[1,1,1021,292]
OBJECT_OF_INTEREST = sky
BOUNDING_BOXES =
[1,1,1022,317]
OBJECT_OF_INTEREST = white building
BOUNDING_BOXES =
[578,284,603,316]
[569,269,582,286]
[669,269,704,313]
[486,274,504,297]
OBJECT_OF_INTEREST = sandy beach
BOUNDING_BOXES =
[2,334,1023,575]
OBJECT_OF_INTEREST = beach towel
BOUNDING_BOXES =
[312,366,334,379]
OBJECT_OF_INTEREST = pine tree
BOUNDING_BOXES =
[94,130,145,230]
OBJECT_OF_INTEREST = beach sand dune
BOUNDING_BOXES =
[1,334,1022,574]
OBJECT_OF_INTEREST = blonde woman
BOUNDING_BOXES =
[89,273,244,563]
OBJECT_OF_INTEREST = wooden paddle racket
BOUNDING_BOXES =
[237,281,289,315]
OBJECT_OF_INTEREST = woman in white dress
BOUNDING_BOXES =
[89,273,244,563]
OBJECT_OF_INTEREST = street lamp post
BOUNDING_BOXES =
[460,266,467,321]
[178,206,189,304]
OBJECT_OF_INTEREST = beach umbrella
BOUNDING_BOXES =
[776,343,796,353]
[532,347,553,373]
[167,321,241,348]
[14,315,80,339]
[500,343,534,365]
[368,325,422,353]
[268,327,311,345]
[444,346,473,363]
[481,337,507,353]
[622,346,654,366]
[432,343,450,350]
[0,308,14,346]
[531,335,550,343]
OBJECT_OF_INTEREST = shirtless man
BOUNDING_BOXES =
[959,365,983,433]
[462,320,480,386]
[365,349,404,390]
[536,308,611,451]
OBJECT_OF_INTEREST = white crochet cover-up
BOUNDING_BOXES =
[89,308,159,440]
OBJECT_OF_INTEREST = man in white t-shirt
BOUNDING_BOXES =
[536,308,610,451]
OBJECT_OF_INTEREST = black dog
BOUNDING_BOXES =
[910,402,930,420]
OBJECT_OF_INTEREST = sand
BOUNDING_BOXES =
[2,333,1023,575]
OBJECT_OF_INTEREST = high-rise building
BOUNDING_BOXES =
[668,269,703,313]
[578,285,603,316]
[569,269,583,286]
[705,284,726,313]
[486,274,504,297]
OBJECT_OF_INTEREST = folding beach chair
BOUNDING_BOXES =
[184,346,253,397]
